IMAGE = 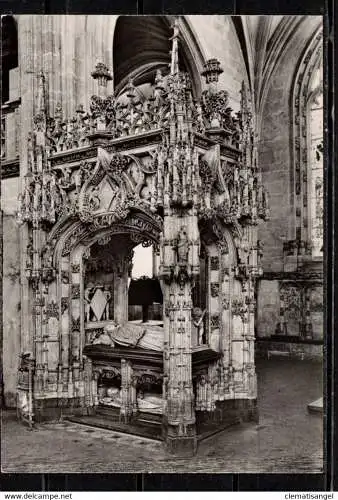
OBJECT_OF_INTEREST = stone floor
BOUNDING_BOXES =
[1,358,323,473]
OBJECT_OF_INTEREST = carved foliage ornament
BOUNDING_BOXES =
[231,297,247,320]
[61,297,68,315]
[210,256,220,271]
[90,95,116,131]
[201,89,237,132]
[71,284,80,299]
[71,317,80,331]
[210,314,220,329]
[19,60,269,232]
[62,226,88,256]
[221,294,230,310]
[210,283,219,297]
[46,300,59,320]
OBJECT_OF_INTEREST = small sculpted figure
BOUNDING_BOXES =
[92,327,114,346]
[192,307,206,345]
[26,239,34,269]
[103,286,111,320]
[84,287,92,322]
[176,227,189,265]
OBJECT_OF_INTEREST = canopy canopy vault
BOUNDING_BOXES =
[16,19,269,456]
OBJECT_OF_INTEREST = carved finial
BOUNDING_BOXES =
[91,62,113,97]
[240,80,249,113]
[126,78,136,100]
[201,59,223,93]
[155,69,165,90]
[170,17,180,75]
[55,102,63,120]
[91,62,112,86]
[76,104,85,115]
[37,70,47,116]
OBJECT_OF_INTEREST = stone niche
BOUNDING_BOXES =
[97,369,122,408]
[84,234,134,330]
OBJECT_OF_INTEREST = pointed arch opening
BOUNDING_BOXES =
[289,31,323,260]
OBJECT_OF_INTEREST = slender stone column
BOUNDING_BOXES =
[74,17,87,111]
[120,359,134,422]
[69,259,81,399]
[59,255,70,396]
[208,244,221,351]
[220,261,232,398]
[164,280,197,456]
[83,356,93,408]
[113,254,129,324]
[17,15,36,355]
[160,213,199,457]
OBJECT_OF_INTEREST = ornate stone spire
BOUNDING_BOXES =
[89,63,115,137]
[239,80,252,127]
[36,70,47,116]
[33,70,48,140]
[201,58,224,91]
[170,17,180,75]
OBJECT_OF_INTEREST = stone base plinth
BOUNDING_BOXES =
[163,423,197,457]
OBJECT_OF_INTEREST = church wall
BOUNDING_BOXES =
[257,19,322,272]
[17,15,118,121]
[256,22,323,345]
[255,51,292,337]
[257,62,294,274]
[2,178,21,407]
